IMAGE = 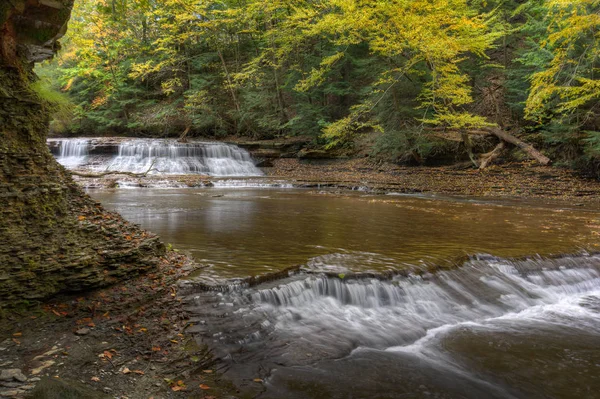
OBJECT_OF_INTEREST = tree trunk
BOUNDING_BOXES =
[217,49,241,113]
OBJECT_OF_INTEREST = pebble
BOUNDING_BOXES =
[75,328,90,336]
[0,369,26,383]
[31,360,55,375]
[0,389,22,397]
[0,382,22,388]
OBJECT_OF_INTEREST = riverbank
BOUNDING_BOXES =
[0,250,237,399]
[267,158,600,204]
[68,156,600,206]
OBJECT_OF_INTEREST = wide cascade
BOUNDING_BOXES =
[186,254,600,398]
[50,138,263,177]
[194,254,600,351]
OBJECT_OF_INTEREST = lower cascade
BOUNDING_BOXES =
[193,254,600,350]
[186,254,600,398]
[48,138,263,177]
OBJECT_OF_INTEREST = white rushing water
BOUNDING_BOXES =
[51,138,263,177]
[248,256,600,350]
[104,140,262,176]
[195,255,600,356]
[187,255,600,397]
[54,139,90,168]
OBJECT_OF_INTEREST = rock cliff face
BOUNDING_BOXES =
[0,1,165,308]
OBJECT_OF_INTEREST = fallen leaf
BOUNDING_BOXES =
[91,376,100,382]
[171,386,185,392]
[199,384,210,390]
[253,378,264,383]
[122,367,131,374]
[202,370,213,374]
[151,346,161,352]
[12,332,22,337]
[103,351,113,359]
[133,370,145,375]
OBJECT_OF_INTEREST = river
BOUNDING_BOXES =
[90,187,600,399]
[51,137,600,398]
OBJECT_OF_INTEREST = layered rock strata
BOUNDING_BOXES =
[0,1,165,307]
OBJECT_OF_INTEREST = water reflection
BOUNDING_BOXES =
[90,188,600,278]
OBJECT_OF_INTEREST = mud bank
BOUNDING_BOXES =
[268,158,600,204]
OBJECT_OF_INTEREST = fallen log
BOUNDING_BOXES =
[178,126,191,143]
[484,127,551,166]
[429,127,551,166]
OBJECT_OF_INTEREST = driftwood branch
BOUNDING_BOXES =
[461,132,479,168]
[178,126,190,143]
[70,159,158,178]
[479,142,505,169]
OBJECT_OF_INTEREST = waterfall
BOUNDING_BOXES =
[54,139,89,168]
[249,256,600,349]
[184,254,600,398]
[48,138,263,177]
[189,254,600,354]
[104,140,262,176]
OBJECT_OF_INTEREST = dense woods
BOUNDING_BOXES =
[37,0,600,172]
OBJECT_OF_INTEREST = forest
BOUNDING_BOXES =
[37,0,600,172]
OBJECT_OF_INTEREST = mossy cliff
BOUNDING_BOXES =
[0,1,165,309]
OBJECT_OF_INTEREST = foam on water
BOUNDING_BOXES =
[210,179,294,188]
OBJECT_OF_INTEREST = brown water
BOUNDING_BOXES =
[90,188,600,399]
[91,188,600,279]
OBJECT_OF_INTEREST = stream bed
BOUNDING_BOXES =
[89,188,600,398]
